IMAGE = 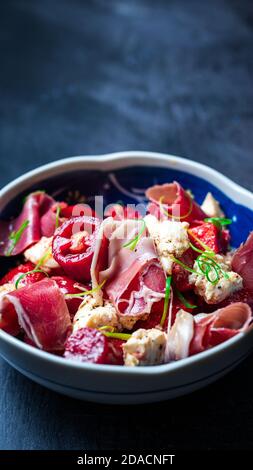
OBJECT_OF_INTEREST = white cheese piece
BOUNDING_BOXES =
[123,328,167,366]
[144,214,190,274]
[189,254,243,304]
[201,192,225,218]
[24,236,59,272]
[73,296,121,331]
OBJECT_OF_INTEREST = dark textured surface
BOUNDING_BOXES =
[0,0,253,450]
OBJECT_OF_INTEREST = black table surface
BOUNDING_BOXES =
[1,0,253,451]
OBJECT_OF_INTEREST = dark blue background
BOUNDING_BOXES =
[0,0,253,450]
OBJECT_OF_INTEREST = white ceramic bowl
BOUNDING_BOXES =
[1,151,253,404]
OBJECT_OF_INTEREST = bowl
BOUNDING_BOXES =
[1,151,253,404]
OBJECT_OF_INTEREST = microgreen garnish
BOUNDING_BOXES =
[159,193,193,221]
[100,329,132,341]
[99,326,116,333]
[171,256,199,275]
[160,276,172,327]
[55,205,61,229]
[123,219,146,251]
[204,217,232,230]
[189,241,215,257]
[36,249,52,268]
[15,269,49,289]
[6,220,29,256]
[189,241,206,255]
[196,253,229,284]
[64,279,107,299]
[174,287,197,309]
[173,245,229,285]
[189,235,229,284]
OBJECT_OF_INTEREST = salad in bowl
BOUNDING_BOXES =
[0,173,252,369]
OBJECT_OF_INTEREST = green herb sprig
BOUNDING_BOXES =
[55,205,61,229]
[171,256,198,275]
[64,279,107,299]
[123,219,146,251]
[174,286,197,309]
[15,269,49,289]
[173,240,229,286]
[6,220,30,256]
[188,230,214,254]
[98,326,131,341]
[204,217,232,230]
[196,253,229,285]
[160,276,172,327]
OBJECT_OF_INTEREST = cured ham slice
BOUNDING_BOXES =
[51,276,88,318]
[190,302,252,355]
[60,204,98,220]
[0,191,56,256]
[146,181,206,223]
[232,232,253,293]
[104,204,141,220]
[41,202,97,237]
[91,218,166,329]
[218,287,253,310]
[2,279,72,350]
[133,290,197,331]
[40,201,67,237]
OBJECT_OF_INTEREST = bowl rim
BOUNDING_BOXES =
[1,151,253,209]
[1,150,253,377]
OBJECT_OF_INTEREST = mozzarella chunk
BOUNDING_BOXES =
[73,296,121,331]
[189,255,243,304]
[24,236,59,271]
[144,214,190,274]
[201,192,225,218]
[123,328,167,366]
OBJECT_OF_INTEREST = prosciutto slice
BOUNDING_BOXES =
[40,201,66,237]
[190,302,252,355]
[146,181,206,223]
[0,192,56,256]
[165,302,252,362]
[232,232,253,293]
[91,218,166,329]
[3,279,72,350]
